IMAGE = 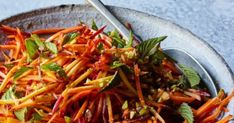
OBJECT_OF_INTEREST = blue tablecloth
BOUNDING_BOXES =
[1,0,234,72]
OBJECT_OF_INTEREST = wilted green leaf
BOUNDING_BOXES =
[45,42,58,54]
[14,66,32,81]
[41,62,67,78]
[179,65,200,87]
[14,108,27,122]
[178,103,194,123]
[26,39,38,59]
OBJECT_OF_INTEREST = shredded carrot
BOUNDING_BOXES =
[0,23,233,123]
[216,115,233,123]
[74,99,89,121]
[134,64,145,106]
[46,25,84,42]
[106,95,114,123]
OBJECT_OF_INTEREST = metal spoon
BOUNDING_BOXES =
[87,0,217,96]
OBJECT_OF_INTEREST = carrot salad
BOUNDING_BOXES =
[0,21,233,123]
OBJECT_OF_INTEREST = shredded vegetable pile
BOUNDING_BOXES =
[0,21,234,123]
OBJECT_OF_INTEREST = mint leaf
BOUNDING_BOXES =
[41,63,67,78]
[26,39,38,59]
[179,65,200,87]
[91,19,98,30]
[178,103,194,123]
[63,33,79,45]
[14,66,32,81]
[136,36,167,59]
[31,34,45,51]
[1,86,15,100]
[45,42,58,54]
[136,36,167,64]
[14,108,27,122]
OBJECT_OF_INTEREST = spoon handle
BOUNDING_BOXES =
[87,0,140,42]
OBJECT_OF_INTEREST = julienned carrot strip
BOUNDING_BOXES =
[68,68,93,88]
[19,84,57,103]
[195,97,219,116]
[1,25,16,32]
[35,105,52,113]
[20,75,58,83]
[74,99,89,121]
[0,71,6,78]
[64,59,80,72]
[16,28,25,51]
[119,69,137,95]
[12,99,35,110]
[59,90,93,115]
[63,44,86,52]
[67,60,86,77]
[202,90,234,122]
[32,28,64,34]
[67,85,98,94]
[170,95,196,103]
[113,93,124,104]
[0,65,19,93]
[106,95,114,123]
[216,115,233,123]
[90,25,106,39]
[134,64,145,106]
[45,26,84,42]
[13,38,20,59]
[92,96,103,123]
[0,45,16,49]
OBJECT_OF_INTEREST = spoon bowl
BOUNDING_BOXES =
[164,48,217,97]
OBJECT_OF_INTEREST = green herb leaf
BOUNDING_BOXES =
[63,33,79,45]
[31,34,45,51]
[100,71,120,92]
[122,100,128,110]
[45,42,58,54]
[125,31,133,48]
[3,63,14,69]
[14,108,27,122]
[110,61,124,69]
[26,39,38,59]
[136,36,167,64]
[178,103,194,123]
[1,86,15,100]
[91,19,98,30]
[177,75,190,89]
[41,62,67,79]
[110,30,126,48]
[14,66,32,81]
[136,36,166,58]
[179,65,200,87]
